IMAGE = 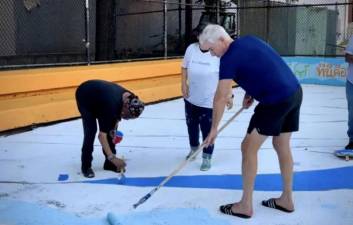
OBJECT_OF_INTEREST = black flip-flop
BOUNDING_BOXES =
[261,198,294,213]
[219,204,251,219]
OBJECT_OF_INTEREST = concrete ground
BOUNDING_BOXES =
[0,84,352,225]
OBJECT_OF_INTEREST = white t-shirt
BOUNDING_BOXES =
[182,43,220,108]
[345,36,353,84]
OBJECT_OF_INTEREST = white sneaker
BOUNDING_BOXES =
[200,153,212,171]
[186,147,198,161]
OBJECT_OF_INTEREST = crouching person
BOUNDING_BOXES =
[75,79,145,178]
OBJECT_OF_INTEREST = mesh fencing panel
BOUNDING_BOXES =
[112,0,203,60]
[0,0,87,67]
[0,0,351,69]
[238,0,347,56]
[114,0,165,59]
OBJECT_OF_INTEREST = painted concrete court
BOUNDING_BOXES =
[0,84,352,225]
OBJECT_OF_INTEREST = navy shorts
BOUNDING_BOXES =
[247,86,303,136]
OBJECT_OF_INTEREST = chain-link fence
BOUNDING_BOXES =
[0,0,352,69]
[0,0,88,68]
[238,0,350,56]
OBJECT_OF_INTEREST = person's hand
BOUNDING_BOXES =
[181,83,189,98]
[111,157,126,173]
[204,128,218,148]
[242,94,254,109]
[226,95,234,110]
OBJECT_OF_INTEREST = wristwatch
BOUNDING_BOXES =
[107,154,116,161]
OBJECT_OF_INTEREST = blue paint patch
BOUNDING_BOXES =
[86,166,353,191]
[58,174,69,181]
[321,203,337,210]
[0,200,108,225]
[107,208,230,225]
[0,200,229,225]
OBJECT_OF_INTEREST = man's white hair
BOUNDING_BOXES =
[199,24,231,45]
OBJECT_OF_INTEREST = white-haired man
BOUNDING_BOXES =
[201,24,302,218]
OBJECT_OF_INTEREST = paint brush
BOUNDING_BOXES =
[117,156,126,184]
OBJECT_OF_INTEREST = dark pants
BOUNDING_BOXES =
[184,100,214,155]
[76,94,116,170]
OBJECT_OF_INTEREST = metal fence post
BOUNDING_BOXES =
[163,0,168,59]
[216,0,220,24]
[266,0,270,43]
[85,0,91,65]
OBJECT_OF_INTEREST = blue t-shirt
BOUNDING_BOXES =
[220,35,300,104]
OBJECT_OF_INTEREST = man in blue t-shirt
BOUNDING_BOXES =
[76,80,144,178]
[200,25,302,219]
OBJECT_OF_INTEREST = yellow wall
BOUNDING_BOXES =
[0,59,183,132]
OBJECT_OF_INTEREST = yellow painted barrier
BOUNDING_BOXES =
[0,59,182,132]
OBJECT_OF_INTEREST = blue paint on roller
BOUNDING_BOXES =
[57,174,69,181]
[107,208,230,225]
[86,166,353,191]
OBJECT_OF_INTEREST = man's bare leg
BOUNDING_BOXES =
[271,132,295,211]
[230,129,267,217]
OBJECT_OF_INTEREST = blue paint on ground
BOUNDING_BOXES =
[58,174,69,181]
[320,203,337,210]
[107,208,230,225]
[86,166,353,191]
[0,200,108,225]
[0,200,229,225]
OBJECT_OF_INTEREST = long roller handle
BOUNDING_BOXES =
[133,107,245,209]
